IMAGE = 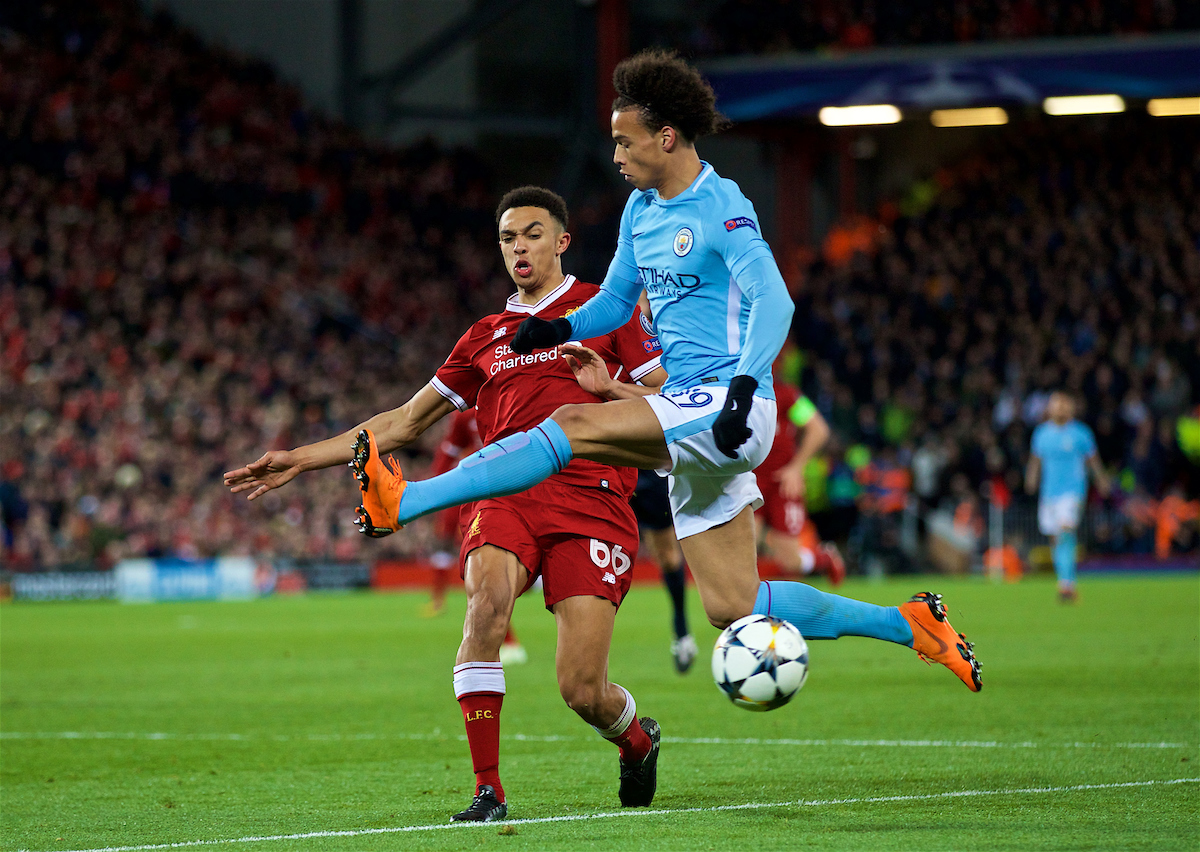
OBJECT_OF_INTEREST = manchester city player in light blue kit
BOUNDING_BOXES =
[1026,392,1110,602]
[335,51,981,706]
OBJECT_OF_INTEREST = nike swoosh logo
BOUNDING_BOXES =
[912,621,949,657]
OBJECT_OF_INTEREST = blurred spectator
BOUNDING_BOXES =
[1,0,508,569]
[794,117,1199,561]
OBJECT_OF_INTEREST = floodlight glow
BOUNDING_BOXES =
[930,107,1009,127]
[1042,94,1125,115]
[1147,97,1200,117]
[818,105,902,126]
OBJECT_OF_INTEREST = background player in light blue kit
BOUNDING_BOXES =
[1026,391,1111,602]
[343,49,982,695]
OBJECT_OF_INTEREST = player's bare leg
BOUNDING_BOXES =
[450,545,526,822]
[458,546,524,663]
[550,397,672,470]
[677,506,761,629]
[554,594,660,807]
[761,527,845,586]
[762,526,803,574]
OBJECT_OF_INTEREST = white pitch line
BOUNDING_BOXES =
[15,778,1200,852]
[1,731,1192,750]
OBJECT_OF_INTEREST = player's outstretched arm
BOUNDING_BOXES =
[223,384,455,500]
[561,343,666,399]
[776,403,830,500]
[1025,456,1041,495]
[1086,453,1111,497]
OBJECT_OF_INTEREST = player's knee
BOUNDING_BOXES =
[704,601,753,630]
[557,674,603,715]
[549,403,592,442]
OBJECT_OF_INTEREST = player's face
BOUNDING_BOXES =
[611,109,668,191]
[1048,393,1074,423]
[498,206,570,290]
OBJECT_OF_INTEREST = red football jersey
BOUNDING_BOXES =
[758,379,801,475]
[431,275,662,497]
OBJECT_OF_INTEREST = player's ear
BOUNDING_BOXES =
[661,125,678,153]
[556,230,571,256]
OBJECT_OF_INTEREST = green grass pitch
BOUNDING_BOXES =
[2,576,1197,852]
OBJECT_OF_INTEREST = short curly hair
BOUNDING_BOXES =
[611,49,729,142]
[495,186,568,231]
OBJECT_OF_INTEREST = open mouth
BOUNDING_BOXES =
[514,259,532,277]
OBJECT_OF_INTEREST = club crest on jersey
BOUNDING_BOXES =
[673,227,694,257]
[724,216,757,233]
[639,313,655,336]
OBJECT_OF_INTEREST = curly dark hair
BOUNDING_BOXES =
[611,49,729,142]
[495,185,568,231]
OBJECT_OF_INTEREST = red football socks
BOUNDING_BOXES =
[458,692,504,801]
[596,685,651,763]
[610,715,652,763]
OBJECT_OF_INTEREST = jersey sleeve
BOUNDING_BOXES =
[431,330,483,411]
[707,194,794,385]
[1030,424,1046,458]
[1080,424,1098,457]
[566,194,643,341]
[711,200,776,281]
[788,394,817,428]
[608,305,663,383]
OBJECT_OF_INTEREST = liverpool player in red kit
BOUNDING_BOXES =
[756,369,846,585]
[225,187,666,821]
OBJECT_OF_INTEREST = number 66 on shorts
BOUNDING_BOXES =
[590,539,631,586]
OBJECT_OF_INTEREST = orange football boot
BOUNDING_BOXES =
[349,429,406,537]
[899,592,982,692]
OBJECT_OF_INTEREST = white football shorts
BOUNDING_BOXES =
[643,386,777,539]
[1038,493,1083,536]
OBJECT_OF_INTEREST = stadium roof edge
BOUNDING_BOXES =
[699,31,1200,121]
[698,30,1200,75]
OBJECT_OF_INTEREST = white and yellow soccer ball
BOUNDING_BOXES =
[711,614,809,711]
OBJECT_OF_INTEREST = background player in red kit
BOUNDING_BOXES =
[424,408,479,617]
[224,186,667,821]
[756,364,846,585]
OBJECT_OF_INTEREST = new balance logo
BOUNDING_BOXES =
[602,572,616,585]
[492,326,508,340]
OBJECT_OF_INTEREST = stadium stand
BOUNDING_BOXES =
[1,1,1196,573]
[1,0,505,570]
[794,118,1199,564]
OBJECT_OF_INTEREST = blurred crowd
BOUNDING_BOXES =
[1,0,509,570]
[793,119,1200,564]
[687,0,1197,56]
[2,2,1197,572]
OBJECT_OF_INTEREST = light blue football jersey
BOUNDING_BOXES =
[569,162,791,399]
[1031,420,1097,499]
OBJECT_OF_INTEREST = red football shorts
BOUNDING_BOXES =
[755,470,807,536]
[458,478,639,610]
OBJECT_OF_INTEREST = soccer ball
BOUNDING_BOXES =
[711,614,808,711]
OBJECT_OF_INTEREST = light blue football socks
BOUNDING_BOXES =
[1053,530,1077,586]
[754,580,914,645]
[396,418,573,525]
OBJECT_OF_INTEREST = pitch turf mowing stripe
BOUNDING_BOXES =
[19,778,1200,852]
[2,731,1191,749]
